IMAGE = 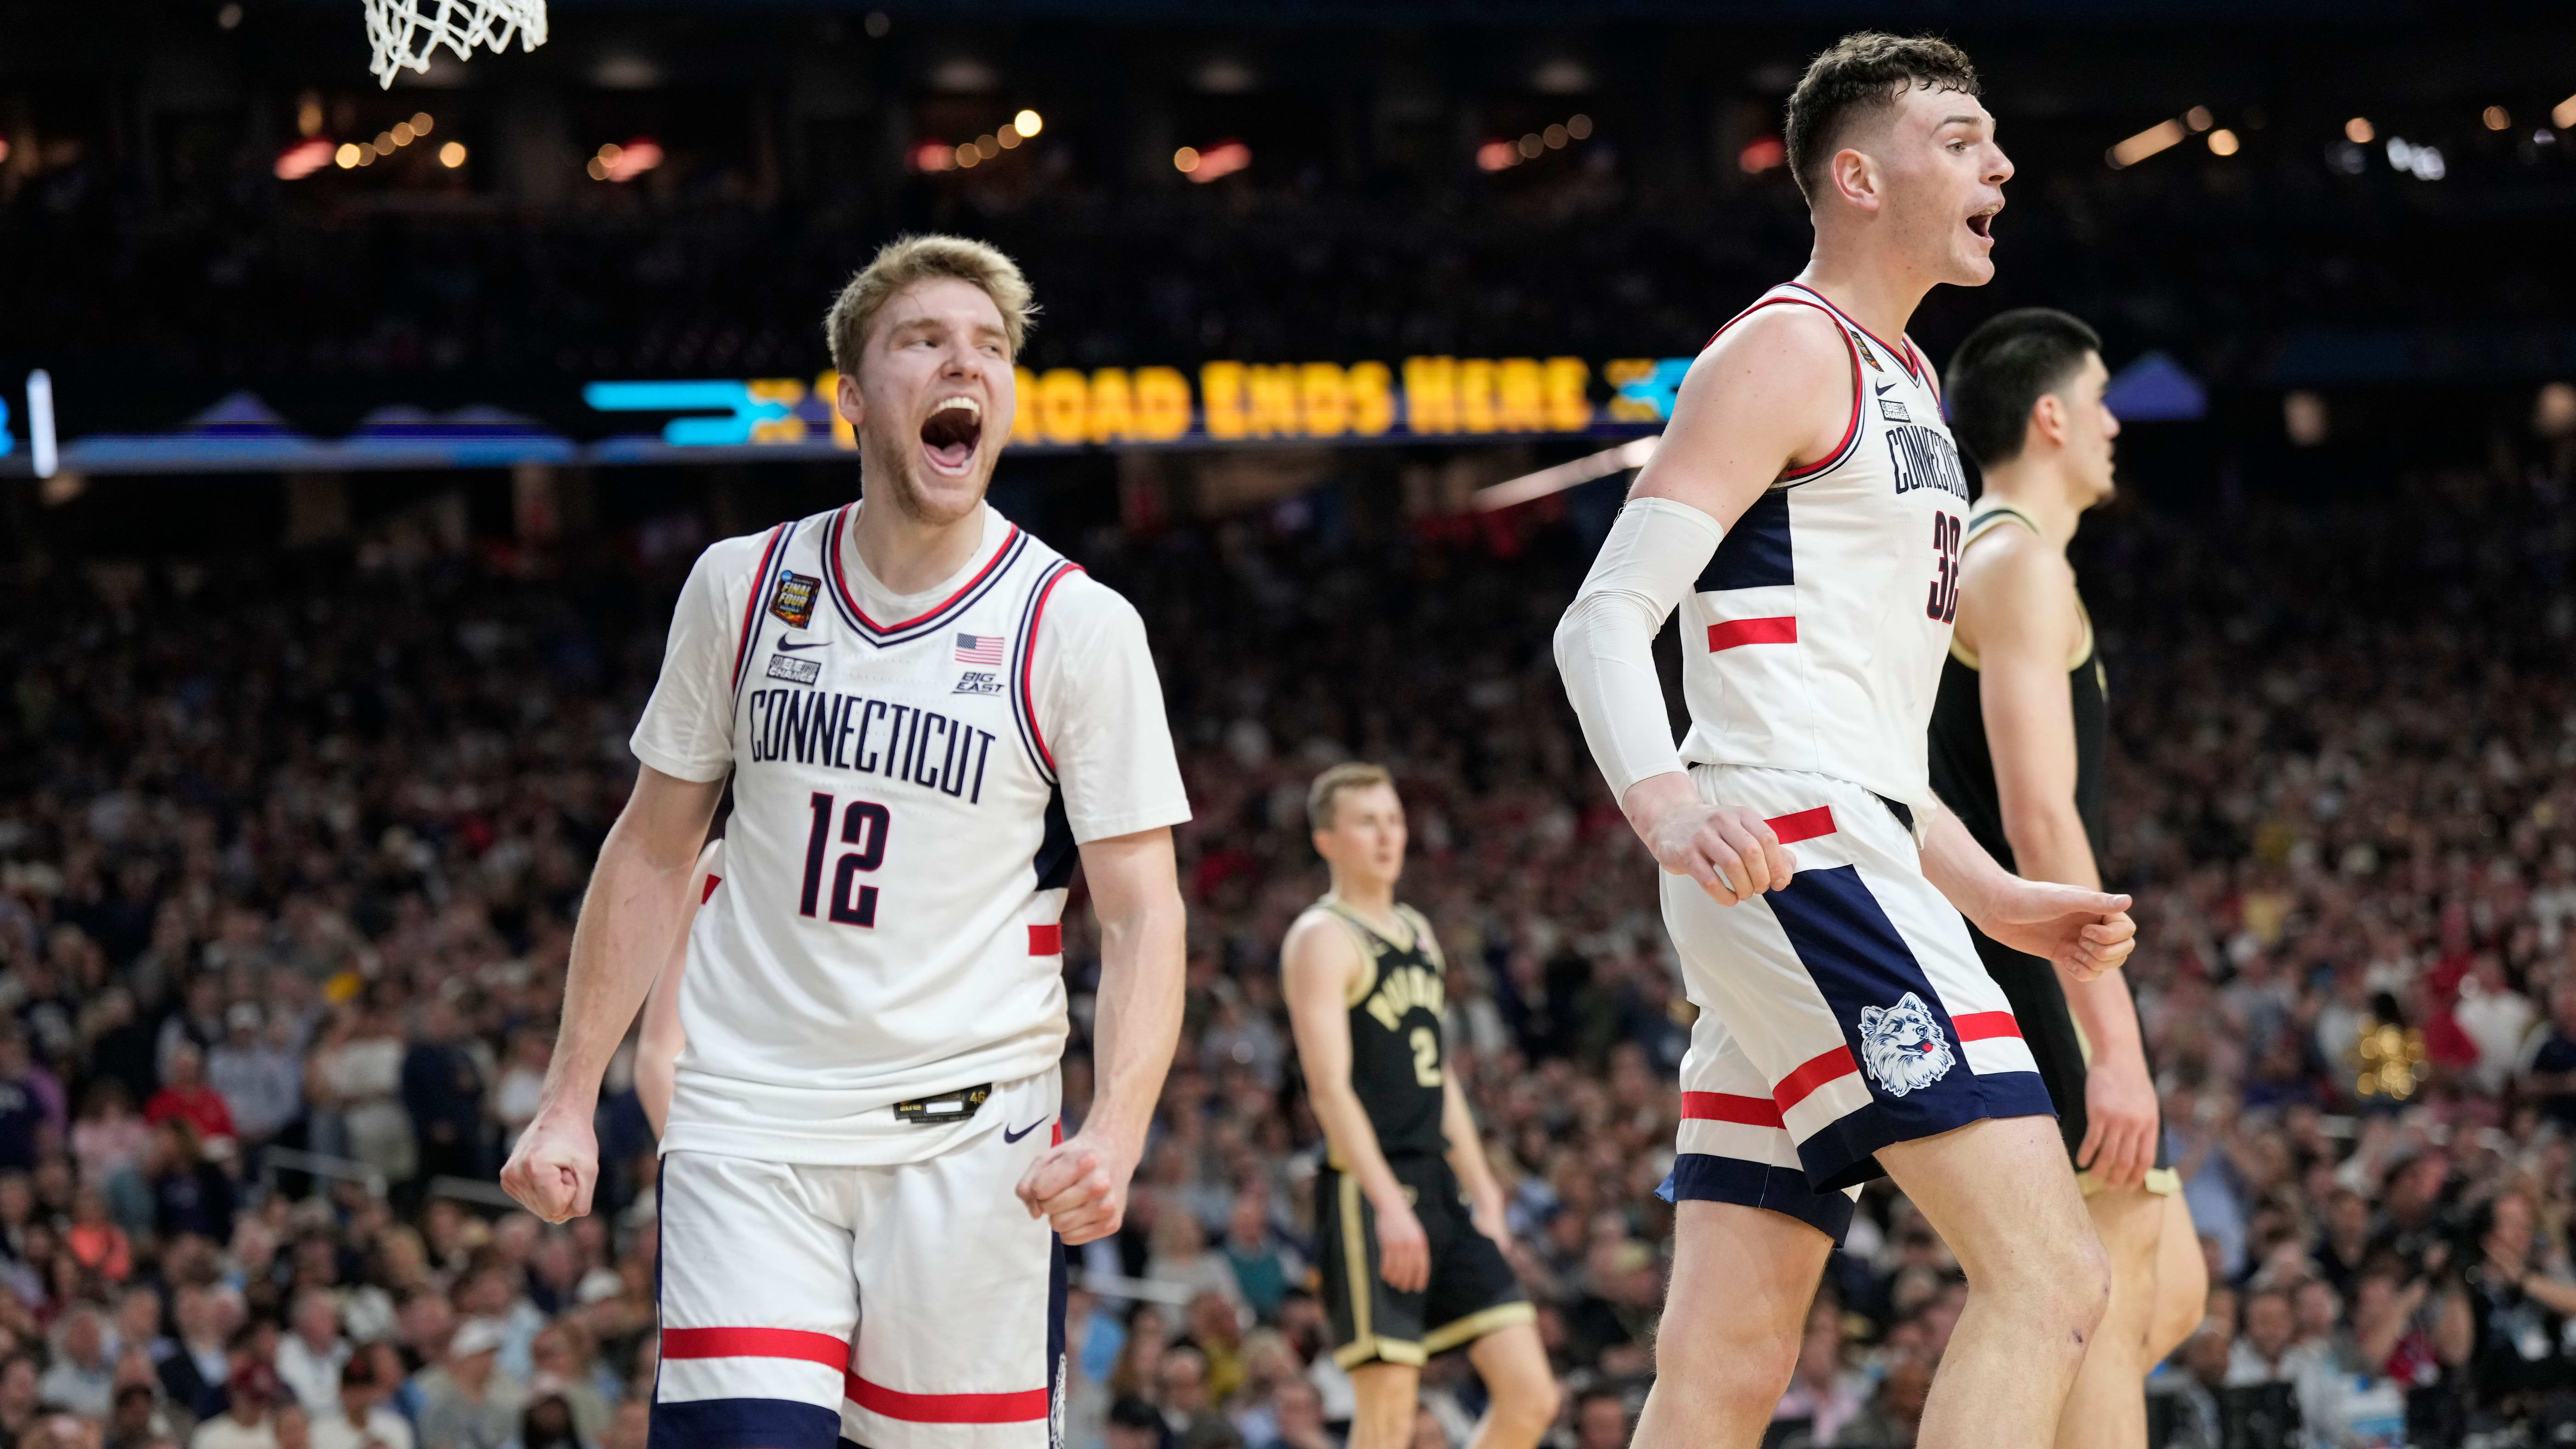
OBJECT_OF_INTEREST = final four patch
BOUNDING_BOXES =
[769,571,820,628]
[1850,332,1884,371]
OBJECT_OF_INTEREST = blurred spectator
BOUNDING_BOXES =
[146,1048,237,1158]
[1566,1388,1629,1449]
[400,1008,486,1191]
[1216,1191,1298,1326]
[275,1292,349,1419]
[206,1009,301,1151]
[39,1305,117,1419]
[413,1320,523,1449]
[194,1363,283,1449]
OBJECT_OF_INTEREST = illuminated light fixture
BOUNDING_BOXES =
[356,145,376,166]
[439,141,467,168]
[2484,106,2511,131]
[1183,140,1250,183]
[1567,114,1592,139]
[996,125,1022,150]
[217,2,241,27]
[975,134,999,159]
[1518,133,1543,158]
[592,138,663,182]
[2106,118,2186,169]
[412,113,433,135]
[391,122,415,146]
[2555,94,2576,129]
[909,140,956,172]
[1544,124,1568,149]
[2207,128,2239,156]
[335,143,362,169]
[274,137,334,180]
[1475,434,1661,511]
[1173,146,1199,173]
[956,146,980,168]
[1476,139,1515,172]
[297,94,325,138]
[1013,109,1043,136]
[2345,117,2374,143]
[1739,135,1787,174]
[2184,105,2214,133]
[2386,137,2445,180]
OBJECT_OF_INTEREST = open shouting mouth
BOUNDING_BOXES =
[1965,202,2000,244]
[920,395,983,475]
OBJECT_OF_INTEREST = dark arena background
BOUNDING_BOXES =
[5,2,2576,1447]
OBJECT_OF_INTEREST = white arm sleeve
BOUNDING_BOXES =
[1552,495,1725,801]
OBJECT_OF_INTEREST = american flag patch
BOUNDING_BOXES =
[954,633,1005,665]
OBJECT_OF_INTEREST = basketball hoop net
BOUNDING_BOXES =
[363,0,548,89]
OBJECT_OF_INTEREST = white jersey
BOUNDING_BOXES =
[630,502,1190,1164]
[1677,283,1972,816]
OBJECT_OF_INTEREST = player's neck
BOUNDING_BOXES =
[1975,466,2079,551]
[847,495,988,596]
[1323,876,1400,926]
[1792,254,1928,352]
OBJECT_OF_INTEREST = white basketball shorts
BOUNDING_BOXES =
[653,1073,1066,1449]
[1658,765,2054,1242]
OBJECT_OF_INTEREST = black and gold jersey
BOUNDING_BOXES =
[1314,898,1449,1163]
[1926,503,2110,872]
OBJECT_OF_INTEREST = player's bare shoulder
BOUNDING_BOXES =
[1954,519,2078,655]
[1633,300,1859,511]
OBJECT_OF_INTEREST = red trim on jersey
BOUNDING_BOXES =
[1027,923,1063,955]
[1902,337,1940,400]
[1772,1044,1862,1114]
[700,873,722,904]
[1707,616,1798,651]
[1015,561,1085,775]
[1763,806,1838,847]
[1702,293,1865,483]
[662,1327,849,1370]
[1778,283,1924,383]
[825,505,1023,636]
[729,523,792,692]
[1951,1011,2022,1042]
[1052,1121,1064,1146]
[1682,1091,1786,1129]
[844,1374,1049,1424]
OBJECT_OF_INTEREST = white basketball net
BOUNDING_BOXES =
[363,0,548,89]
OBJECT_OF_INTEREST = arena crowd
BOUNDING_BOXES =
[0,448,2571,1449]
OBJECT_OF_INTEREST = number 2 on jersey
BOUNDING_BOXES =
[800,792,890,927]
[1409,1026,1443,1087]
[1925,511,1961,624]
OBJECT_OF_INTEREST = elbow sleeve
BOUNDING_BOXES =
[1554,495,1725,800]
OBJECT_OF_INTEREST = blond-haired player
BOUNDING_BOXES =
[503,234,1190,1449]
[1281,764,1558,1449]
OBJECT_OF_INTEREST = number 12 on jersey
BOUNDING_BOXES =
[800,792,890,927]
[1925,511,1961,624]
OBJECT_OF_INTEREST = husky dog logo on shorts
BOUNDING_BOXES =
[1857,992,1956,1096]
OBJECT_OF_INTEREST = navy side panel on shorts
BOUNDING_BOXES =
[1766,866,2055,1190]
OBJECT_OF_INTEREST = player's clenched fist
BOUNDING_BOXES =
[1647,799,1797,905]
[500,1108,599,1224]
[1015,1133,1136,1246]
[1978,880,2136,982]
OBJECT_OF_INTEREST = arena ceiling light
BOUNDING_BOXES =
[275,137,335,180]
[2105,117,2187,169]
[1472,434,1660,511]
[1175,141,1250,183]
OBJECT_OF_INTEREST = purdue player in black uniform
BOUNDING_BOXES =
[1930,310,2207,1449]
[1281,764,1556,1449]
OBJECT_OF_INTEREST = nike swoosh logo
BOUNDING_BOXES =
[1875,380,1898,395]
[776,637,829,651]
[1002,1118,1049,1144]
